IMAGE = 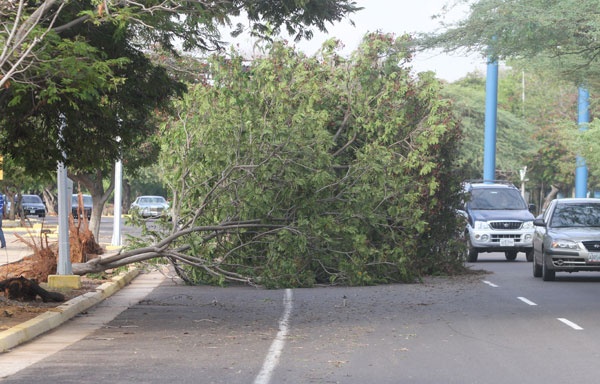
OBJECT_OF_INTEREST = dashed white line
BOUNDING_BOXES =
[557,318,584,330]
[517,297,537,306]
[482,280,499,287]
[254,289,294,384]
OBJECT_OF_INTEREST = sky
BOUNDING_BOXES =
[228,0,487,82]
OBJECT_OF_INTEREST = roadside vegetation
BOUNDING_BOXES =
[3,0,600,287]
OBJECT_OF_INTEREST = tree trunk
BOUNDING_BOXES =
[542,185,560,212]
[69,168,115,240]
[42,187,57,216]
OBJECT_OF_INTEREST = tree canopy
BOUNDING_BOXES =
[0,0,361,172]
[1,0,361,89]
[442,73,537,180]
[417,0,600,87]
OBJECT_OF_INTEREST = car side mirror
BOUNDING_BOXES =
[533,218,545,227]
[528,204,536,213]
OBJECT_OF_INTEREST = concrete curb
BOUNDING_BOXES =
[0,268,140,353]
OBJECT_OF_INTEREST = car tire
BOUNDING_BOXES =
[542,251,556,281]
[505,251,518,261]
[466,237,478,262]
[525,249,533,262]
[533,252,542,277]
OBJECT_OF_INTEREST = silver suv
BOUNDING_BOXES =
[460,180,535,262]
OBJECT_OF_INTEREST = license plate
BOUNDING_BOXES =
[500,238,515,246]
[30,209,35,214]
[589,252,600,263]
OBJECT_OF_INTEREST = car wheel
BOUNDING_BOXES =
[465,237,478,262]
[525,249,533,262]
[505,251,518,261]
[532,251,542,278]
[542,251,556,281]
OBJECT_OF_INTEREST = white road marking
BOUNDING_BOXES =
[482,280,499,287]
[517,297,537,306]
[254,288,293,384]
[557,318,584,330]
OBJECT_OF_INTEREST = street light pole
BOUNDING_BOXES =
[111,136,122,246]
[49,115,80,290]
[111,159,122,246]
[57,115,71,275]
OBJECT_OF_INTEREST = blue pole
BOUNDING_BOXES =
[575,86,589,198]
[483,58,499,182]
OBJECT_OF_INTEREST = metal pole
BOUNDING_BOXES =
[483,56,499,182]
[57,116,71,275]
[575,86,589,198]
[111,158,122,246]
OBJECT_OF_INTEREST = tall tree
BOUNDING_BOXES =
[417,0,600,86]
[1,8,185,238]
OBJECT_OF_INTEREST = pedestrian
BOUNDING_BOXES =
[0,195,6,248]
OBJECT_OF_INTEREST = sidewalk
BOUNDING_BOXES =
[0,220,56,266]
[0,218,141,353]
[0,268,141,353]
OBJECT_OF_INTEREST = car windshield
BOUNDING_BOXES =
[469,189,527,210]
[550,203,600,227]
[139,197,166,204]
[22,195,42,203]
[73,195,92,204]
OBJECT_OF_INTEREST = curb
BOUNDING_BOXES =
[0,268,140,353]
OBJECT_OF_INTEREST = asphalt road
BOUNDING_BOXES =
[3,252,600,383]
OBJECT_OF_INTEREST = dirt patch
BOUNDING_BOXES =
[0,276,108,331]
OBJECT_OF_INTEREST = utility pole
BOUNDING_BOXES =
[483,52,499,182]
[575,86,589,198]
[112,137,122,246]
[49,115,80,289]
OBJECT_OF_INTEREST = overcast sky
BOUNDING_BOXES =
[229,0,486,82]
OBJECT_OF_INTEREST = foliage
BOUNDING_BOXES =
[140,33,466,288]
[442,72,537,181]
[575,121,600,193]
[417,0,600,87]
[1,0,361,88]
[1,0,360,238]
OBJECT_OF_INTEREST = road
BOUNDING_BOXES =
[3,252,600,383]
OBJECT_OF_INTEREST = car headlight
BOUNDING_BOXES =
[551,239,580,250]
[522,221,534,229]
[473,221,490,230]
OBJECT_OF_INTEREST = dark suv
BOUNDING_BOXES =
[21,194,46,218]
[460,180,535,262]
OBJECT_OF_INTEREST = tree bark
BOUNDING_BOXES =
[542,185,560,212]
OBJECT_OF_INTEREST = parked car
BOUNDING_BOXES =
[72,194,93,219]
[533,198,600,281]
[130,195,169,218]
[459,180,535,262]
[21,194,46,218]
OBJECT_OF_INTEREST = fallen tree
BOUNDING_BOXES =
[69,34,466,288]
